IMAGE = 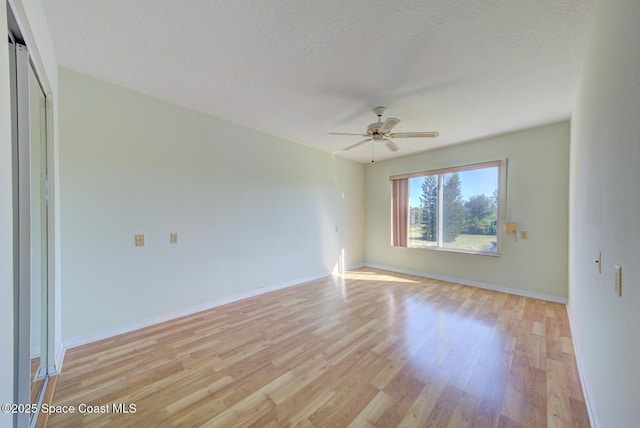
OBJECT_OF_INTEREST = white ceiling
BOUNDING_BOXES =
[42,0,595,163]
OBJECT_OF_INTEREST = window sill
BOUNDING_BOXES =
[402,245,501,257]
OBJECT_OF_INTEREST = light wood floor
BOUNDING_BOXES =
[49,268,589,427]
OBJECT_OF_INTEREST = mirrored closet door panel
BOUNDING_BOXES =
[28,58,48,410]
[9,31,50,426]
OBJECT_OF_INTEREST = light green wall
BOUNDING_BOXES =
[59,69,365,340]
[569,0,640,425]
[365,122,570,299]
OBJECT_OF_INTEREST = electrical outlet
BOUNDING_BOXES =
[170,233,178,244]
[614,265,622,296]
[135,234,144,247]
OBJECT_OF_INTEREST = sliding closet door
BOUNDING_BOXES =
[28,52,49,409]
[10,39,49,427]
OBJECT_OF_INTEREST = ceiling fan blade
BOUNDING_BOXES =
[329,132,368,137]
[378,117,400,134]
[389,131,439,139]
[342,138,372,151]
[384,139,399,152]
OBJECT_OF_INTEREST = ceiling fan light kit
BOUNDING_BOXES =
[329,106,439,161]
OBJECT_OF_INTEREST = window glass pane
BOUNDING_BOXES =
[442,168,498,252]
[401,163,500,254]
[408,176,438,248]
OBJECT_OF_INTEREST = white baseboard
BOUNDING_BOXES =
[363,263,568,304]
[61,268,363,352]
[346,262,365,270]
[566,306,601,428]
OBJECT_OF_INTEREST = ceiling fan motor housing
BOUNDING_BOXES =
[367,122,384,137]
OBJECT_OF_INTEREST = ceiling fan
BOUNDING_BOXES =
[330,106,438,160]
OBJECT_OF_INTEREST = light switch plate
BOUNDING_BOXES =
[170,233,178,244]
[135,234,144,247]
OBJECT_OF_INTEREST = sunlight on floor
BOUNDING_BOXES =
[340,269,419,283]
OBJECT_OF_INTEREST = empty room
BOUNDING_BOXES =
[2,0,639,427]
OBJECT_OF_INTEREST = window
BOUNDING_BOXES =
[391,161,501,254]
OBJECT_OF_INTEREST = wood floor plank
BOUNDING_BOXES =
[376,365,426,426]
[547,358,574,427]
[397,372,451,428]
[48,267,590,427]
[347,390,394,427]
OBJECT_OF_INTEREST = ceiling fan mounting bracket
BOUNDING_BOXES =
[372,106,386,118]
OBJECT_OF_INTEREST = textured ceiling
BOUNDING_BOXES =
[42,0,595,163]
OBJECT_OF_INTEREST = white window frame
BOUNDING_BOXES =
[390,160,503,256]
